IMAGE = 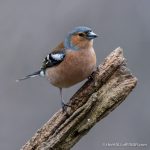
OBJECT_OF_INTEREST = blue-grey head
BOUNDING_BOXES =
[64,26,98,50]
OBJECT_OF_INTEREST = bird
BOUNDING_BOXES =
[16,26,98,111]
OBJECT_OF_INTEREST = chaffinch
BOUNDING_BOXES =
[17,26,98,111]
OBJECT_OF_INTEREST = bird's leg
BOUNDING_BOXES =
[59,88,71,112]
[88,71,95,80]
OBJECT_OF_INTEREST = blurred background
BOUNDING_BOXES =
[0,0,149,150]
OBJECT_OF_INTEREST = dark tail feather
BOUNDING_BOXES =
[16,70,41,82]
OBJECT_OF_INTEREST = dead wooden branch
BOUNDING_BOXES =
[21,47,137,150]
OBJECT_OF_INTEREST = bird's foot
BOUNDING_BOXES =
[61,102,72,113]
[88,71,95,80]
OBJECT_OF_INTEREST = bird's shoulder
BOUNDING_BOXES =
[52,42,65,52]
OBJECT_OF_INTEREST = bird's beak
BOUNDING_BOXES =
[87,31,98,39]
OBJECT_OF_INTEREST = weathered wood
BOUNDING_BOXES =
[21,47,137,150]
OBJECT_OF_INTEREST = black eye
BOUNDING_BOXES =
[78,33,85,37]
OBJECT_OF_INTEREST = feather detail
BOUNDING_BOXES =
[42,50,66,69]
[52,42,65,52]
[16,70,43,82]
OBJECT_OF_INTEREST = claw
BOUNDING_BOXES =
[88,71,95,80]
[61,102,71,112]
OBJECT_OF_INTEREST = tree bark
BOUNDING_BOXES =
[21,47,137,150]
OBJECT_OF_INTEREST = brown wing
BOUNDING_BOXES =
[52,42,65,52]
